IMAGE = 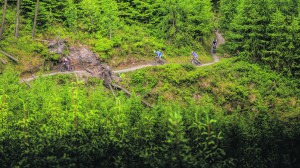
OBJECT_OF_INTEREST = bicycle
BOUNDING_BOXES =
[212,44,217,54]
[190,57,201,66]
[151,57,167,65]
[60,62,75,72]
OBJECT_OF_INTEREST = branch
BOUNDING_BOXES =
[35,39,51,42]
[110,83,153,108]
[0,50,18,63]
[21,78,32,88]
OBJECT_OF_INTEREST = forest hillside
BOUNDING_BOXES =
[0,0,299,167]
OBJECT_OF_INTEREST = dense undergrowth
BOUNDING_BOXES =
[120,58,300,167]
[0,59,299,167]
[0,69,232,167]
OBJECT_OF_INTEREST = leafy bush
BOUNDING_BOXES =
[0,68,231,167]
[121,58,300,167]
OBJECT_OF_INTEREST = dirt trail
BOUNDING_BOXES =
[21,32,225,82]
[113,64,153,73]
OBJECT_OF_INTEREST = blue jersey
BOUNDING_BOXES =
[155,51,162,58]
[192,52,198,58]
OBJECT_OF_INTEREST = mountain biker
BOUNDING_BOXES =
[191,51,200,65]
[212,38,217,49]
[192,51,198,59]
[62,57,71,71]
[154,50,163,63]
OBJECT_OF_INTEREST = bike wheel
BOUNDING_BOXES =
[60,65,66,72]
[70,65,75,71]
[151,58,157,65]
[190,58,197,65]
[79,58,87,69]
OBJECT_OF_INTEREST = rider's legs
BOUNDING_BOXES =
[158,57,164,64]
[66,61,71,71]
[213,43,217,49]
[194,57,200,65]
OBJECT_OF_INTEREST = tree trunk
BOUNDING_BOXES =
[32,0,39,39]
[0,0,8,39]
[15,0,20,38]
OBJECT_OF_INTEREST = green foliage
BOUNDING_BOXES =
[63,0,78,30]
[219,0,241,32]
[153,0,213,46]
[1,0,214,64]
[0,68,231,167]
[221,0,300,77]
[121,58,300,167]
[110,25,165,58]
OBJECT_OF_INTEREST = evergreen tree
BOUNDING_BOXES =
[219,0,241,32]
[42,0,68,23]
[98,0,120,39]
[116,0,155,25]
[226,0,271,61]
[64,0,78,31]
[78,0,102,33]
[187,0,213,42]
[156,0,186,42]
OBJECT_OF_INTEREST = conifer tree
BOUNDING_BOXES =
[226,0,271,61]
[64,0,78,30]
[187,0,213,42]
[219,0,241,32]
[98,0,120,39]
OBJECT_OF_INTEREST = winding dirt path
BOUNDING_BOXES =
[21,32,225,83]
[113,64,153,73]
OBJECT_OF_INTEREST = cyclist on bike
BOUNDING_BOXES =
[154,50,163,63]
[62,57,71,71]
[191,51,200,65]
[192,51,198,59]
[212,38,217,49]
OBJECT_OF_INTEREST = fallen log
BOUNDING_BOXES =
[0,50,18,63]
[110,83,153,108]
[21,78,32,88]
[83,67,94,74]
[35,39,51,42]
